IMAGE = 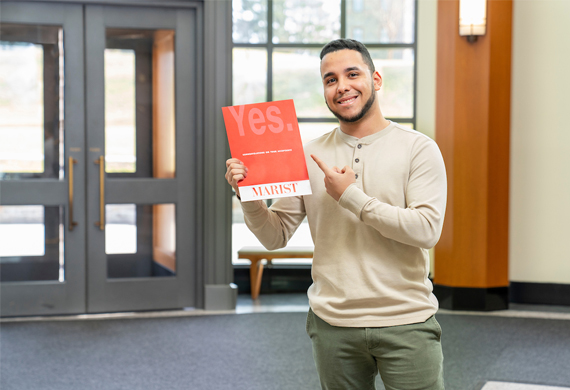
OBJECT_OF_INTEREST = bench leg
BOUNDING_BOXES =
[249,259,264,300]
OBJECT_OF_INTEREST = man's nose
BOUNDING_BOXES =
[337,78,349,93]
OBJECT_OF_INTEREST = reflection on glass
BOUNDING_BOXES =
[272,0,340,43]
[371,49,414,118]
[346,0,415,43]
[298,122,337,144]
[233,0,268,43]
[0,24,64,179]
[273,49,332,118]
[105,49,136,173]
[233,48,267,105]
[105,29,176,178]
[0,205,65,282]
[106,203,176,278]
[106,204,137,254]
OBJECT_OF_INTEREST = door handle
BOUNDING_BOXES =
[68,157,79,231]
[94,155,105,230]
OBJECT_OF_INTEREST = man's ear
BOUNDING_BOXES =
[373,71,382,91]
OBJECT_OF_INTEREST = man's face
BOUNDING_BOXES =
[320,49,381,123]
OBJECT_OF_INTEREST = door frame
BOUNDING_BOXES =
[0,2,87,316]
[1,0,235,316]
[84,4,198,313]
[1,1,202,316]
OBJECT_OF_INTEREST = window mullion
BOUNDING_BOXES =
[412,0,419,130]
[340,0,346,38]
[267,45,273,102]
[266,0,273,206]
[267,0,273,102]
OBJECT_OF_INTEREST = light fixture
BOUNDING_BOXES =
[459,0,487,43]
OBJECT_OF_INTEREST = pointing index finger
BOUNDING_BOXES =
[311,154,331,174]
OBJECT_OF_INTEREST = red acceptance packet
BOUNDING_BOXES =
[222,99,312,202]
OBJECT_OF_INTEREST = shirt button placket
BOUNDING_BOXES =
[354,144,363,184]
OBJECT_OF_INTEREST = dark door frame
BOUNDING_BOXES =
[1,0,235,316]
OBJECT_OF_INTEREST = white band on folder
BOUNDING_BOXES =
[239,180,312,202]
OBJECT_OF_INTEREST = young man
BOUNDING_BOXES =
[226,39,447,390]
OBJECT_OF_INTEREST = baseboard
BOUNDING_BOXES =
[433,285,509,311]
[510,281,570,306]
[232,267,570,308]
[204,284,238,310]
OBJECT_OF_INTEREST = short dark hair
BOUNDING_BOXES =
[320,39,375,74]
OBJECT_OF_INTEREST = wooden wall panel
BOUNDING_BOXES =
[434,0,512,289]
[433,0,456,285]
[152,29,176,180]
[152,30,176,272]
[486,0,512,287]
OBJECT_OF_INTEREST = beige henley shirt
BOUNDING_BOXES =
[240,121,447,327]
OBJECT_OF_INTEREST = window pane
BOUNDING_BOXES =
[232,198,313,266]
[106,203,176,278]
[372,49,414,118]
[105,29,176,178]
[346,0,415,43]
[105,49,136,173]
[233,48,267,105]
[0,24,64,180]
[273,48,333,118]
[233,0,268,44]
[272,0,341,44]
[0,205,65,282]
[106,204,137,254]
[299,122,337,144]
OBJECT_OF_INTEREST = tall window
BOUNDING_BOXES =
[231,0,417,264]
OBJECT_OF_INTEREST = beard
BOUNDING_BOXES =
[325,87,376,123]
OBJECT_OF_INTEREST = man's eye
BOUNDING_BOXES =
[349,72,358,77]
[326,78,336,84]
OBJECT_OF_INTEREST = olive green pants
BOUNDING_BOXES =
[306,309,444,390]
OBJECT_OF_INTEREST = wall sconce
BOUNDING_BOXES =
[459,0,487,43]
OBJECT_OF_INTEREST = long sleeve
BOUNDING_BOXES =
[338,137,447,249]
[264,123,446,327]
[240,195,307,250]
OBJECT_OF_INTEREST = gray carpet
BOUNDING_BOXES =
[1,312,570,390]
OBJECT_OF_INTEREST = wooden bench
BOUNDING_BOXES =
[237,246,314,299]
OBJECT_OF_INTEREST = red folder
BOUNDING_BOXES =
[222,99,312,201]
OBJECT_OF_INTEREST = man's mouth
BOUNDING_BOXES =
[337,95,358,106]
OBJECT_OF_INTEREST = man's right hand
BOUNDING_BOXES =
[225,158,248,198]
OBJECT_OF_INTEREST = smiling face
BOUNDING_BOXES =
[320,49,382,124]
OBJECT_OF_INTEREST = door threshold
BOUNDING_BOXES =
[0,308,237,323]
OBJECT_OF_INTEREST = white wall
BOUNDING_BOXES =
[416,0,438,141]
[416,0,438,275]
[509,0,570,284]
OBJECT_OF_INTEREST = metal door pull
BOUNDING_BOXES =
[68,157,79,231]
[94,155,105,230]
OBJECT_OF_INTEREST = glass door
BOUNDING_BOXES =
[84,5,197,313]
[0,2,86,316]
[1,3,197,316]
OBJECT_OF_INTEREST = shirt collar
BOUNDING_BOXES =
[335,121,396,147]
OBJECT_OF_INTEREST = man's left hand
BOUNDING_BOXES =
[311,154,356,202]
